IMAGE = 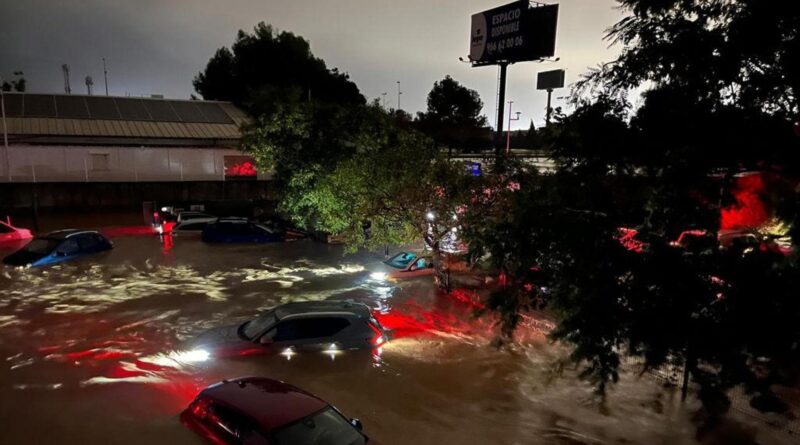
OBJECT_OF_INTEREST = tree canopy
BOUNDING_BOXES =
[194,23,364,114]
[1,71,26,92]
[415,75,491,152]
[462,0,800,423]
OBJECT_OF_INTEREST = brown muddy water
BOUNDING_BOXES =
[0,233,792,444]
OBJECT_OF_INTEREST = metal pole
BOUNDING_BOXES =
[103,58,109,96]
[495,62,508,161]
[546,88,553,126]
[396,81,402,110]
[1,87,10,181]
[505,101,514,154]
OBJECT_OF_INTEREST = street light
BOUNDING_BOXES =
[505,101,521,154]
[0,77,9,181]
[396,81,402,110]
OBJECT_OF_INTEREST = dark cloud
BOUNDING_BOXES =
[1,0,621,127]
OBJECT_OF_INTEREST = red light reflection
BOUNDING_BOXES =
[721,173,769,230]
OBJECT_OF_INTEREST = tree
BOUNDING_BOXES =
[194,23,364,114]
[308,131,474,290]
[415,75,491,153]
[243,99,474,290]
[465,0,800,424]
[1,71,25,92]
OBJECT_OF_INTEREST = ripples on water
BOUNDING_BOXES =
[0,236,790,444]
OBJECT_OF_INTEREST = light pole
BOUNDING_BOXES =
[381,92,387,108]
[0,78,9,181]
[396,81,402,110]
[505,101,521,154]
[102,57,109,96]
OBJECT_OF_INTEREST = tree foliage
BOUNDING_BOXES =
[194,23,364,113]
[464,0,800,421]
[415,75,491,152]
[1,71,25,92]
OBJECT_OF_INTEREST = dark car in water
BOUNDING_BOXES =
[201,218,283,243]
[181,377,378,445]
[2,229,113,267]
[190,301,390,358]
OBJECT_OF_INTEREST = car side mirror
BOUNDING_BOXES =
[350,418,363,431]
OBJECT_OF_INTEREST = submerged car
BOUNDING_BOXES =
[202,218,283,243]
[182,377,377,445]
[2,229,113,267]
[371,251,435,281]
[0,218,33,243]
[172,217,218,233]
[191,301,390,357]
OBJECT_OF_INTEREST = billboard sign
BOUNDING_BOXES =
[537,69,565,90]
[470,2,558,65]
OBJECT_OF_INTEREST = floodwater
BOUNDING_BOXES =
[0,233,792,444]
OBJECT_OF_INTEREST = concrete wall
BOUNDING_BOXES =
[0,144,270,183]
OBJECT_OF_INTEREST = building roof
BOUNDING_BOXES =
[1,93,249,146]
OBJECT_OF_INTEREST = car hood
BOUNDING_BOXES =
[188,324,272,359]
[2,250,47,266]
[191,324,242,346]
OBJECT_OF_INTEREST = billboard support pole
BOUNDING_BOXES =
[546,88,553,126]
[495,62,508,163]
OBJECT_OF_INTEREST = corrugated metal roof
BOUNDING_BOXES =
[2,93,250,145]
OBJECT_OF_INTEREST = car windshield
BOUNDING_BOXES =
[384,251,417,269]
[241,311,277,340]
[22,238,61,255]
[272,407,365,445]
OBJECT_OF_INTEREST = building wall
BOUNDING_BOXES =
[0,144,270,183]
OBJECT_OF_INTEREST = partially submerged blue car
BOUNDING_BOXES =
[201,217,283,243]
[2,229,113,267]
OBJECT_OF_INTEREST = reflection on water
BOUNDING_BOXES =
[0,236,790,444]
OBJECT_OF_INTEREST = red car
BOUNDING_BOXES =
[182,377,379,445]
[0,218,33,244]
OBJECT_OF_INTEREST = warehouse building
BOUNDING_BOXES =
[0,93,269,211]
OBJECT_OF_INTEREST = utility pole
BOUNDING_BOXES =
[495,62,508,161]
[396,81,402,110]
[0,78,10,181]
[62,64,71,94]
[102,57,109,96]
[545,88,553,126]
[505,101,520,154]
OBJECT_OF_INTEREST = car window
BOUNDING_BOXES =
[23,238,61,254]
[243,311,278,340]
[208,404,247,441]
[272,407,365,445]
[0,223,12,234]
[77,234,99,251]
[252,224,274,235]
[179,222,207,231]
[272,318,350,342]
[56,239,80,255]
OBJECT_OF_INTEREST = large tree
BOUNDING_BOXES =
[194,23,364,114]
[465,0,800,424]
[415,75,491,153]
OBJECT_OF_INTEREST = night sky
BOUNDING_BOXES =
[0,0,622,128]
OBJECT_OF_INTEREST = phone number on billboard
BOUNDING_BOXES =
[487,36,524,54]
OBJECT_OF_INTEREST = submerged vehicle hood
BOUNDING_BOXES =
[2,250,47,266]
[188,324,271,358]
